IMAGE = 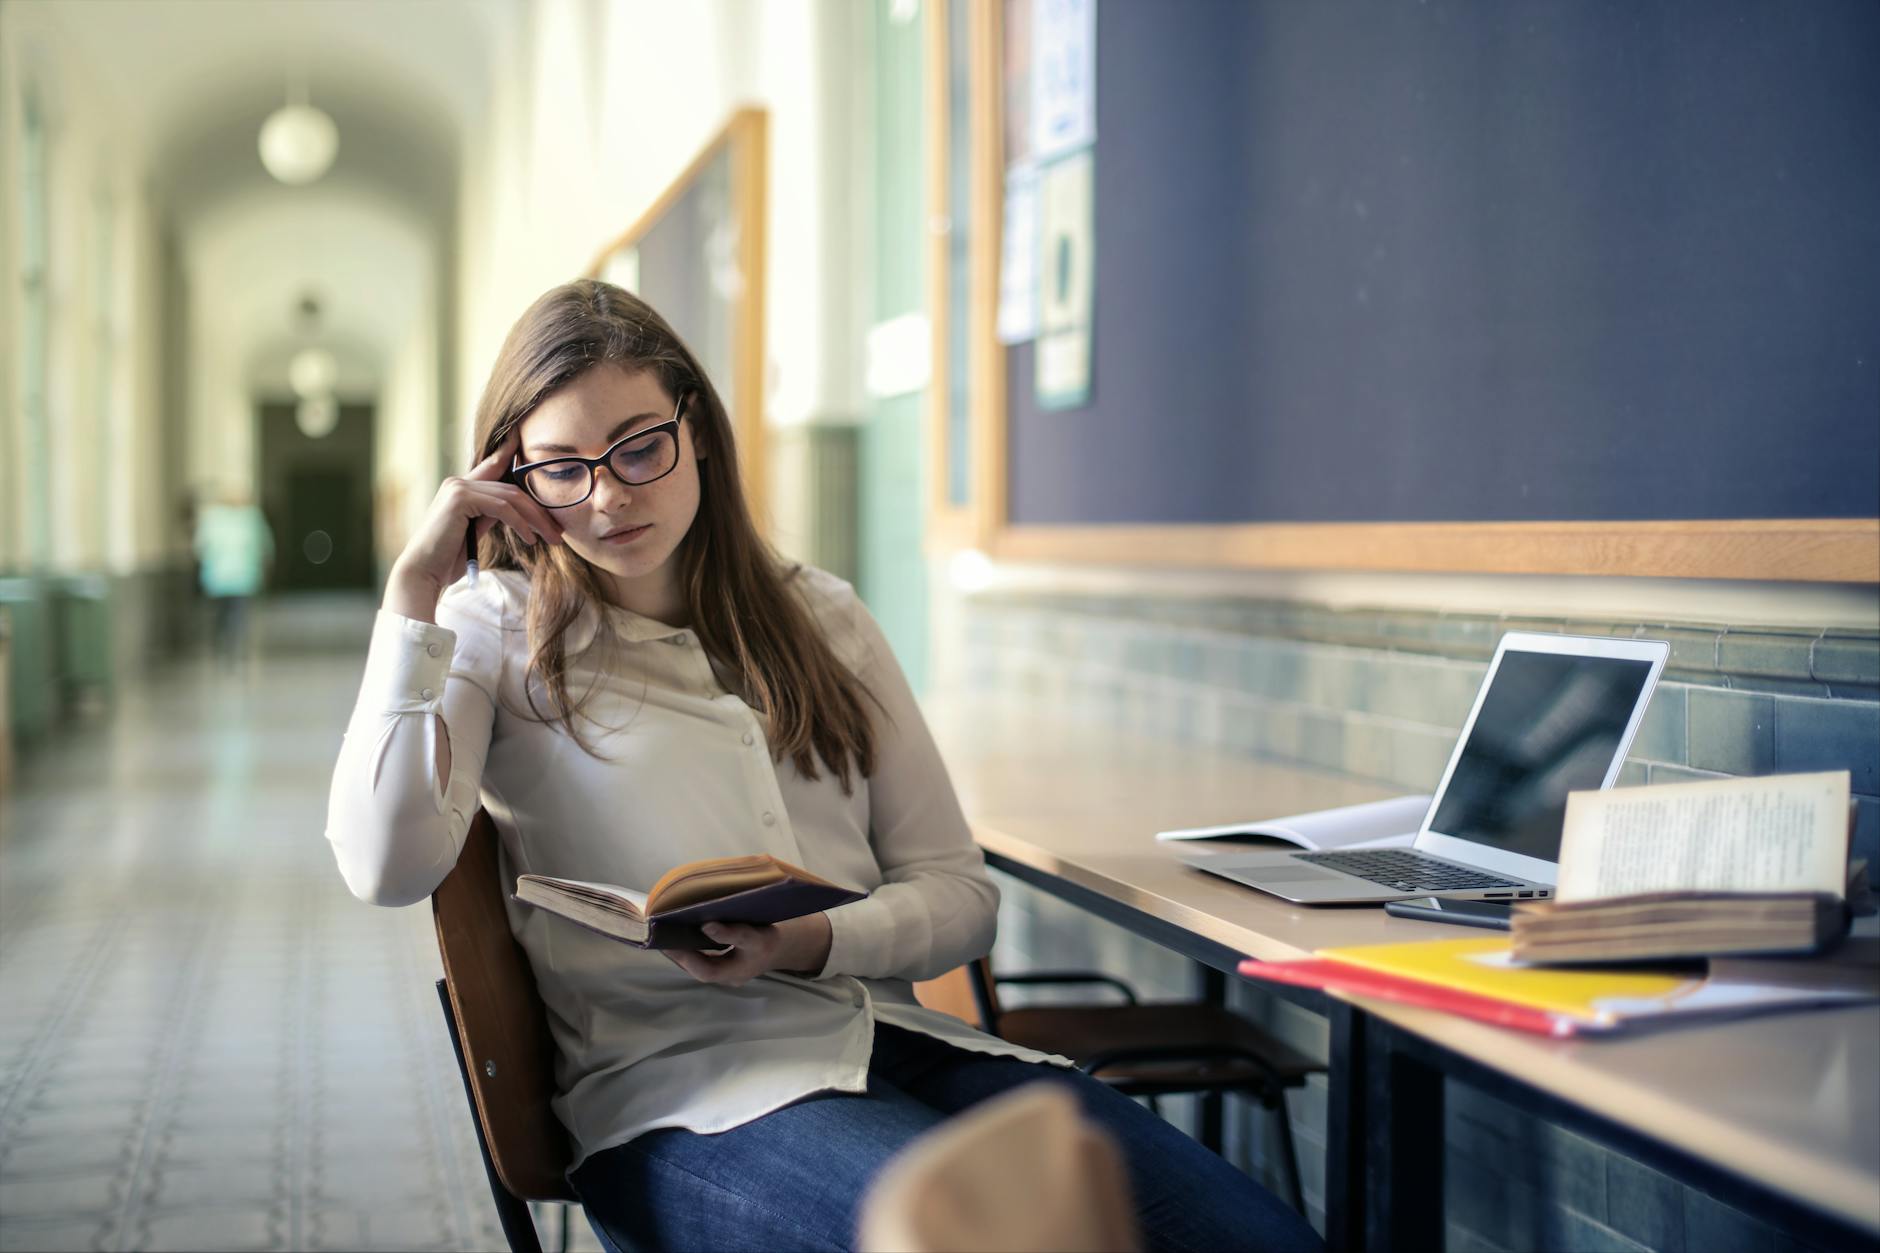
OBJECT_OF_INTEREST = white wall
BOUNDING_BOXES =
[0,2,169,573]
[454,0,871,468]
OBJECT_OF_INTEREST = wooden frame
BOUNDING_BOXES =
[943,1,1878,583]
[925,0,971,549]
[587,108,769,531]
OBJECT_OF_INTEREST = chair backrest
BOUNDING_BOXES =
[857,1081,1140,1253]
[432,809,577,1202]
[913,962,986,1029]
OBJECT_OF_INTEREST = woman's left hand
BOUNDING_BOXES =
[663,914,833,987]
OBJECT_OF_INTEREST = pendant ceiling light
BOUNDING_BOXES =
[288,347,338,399]
[295,394,339,440]
[259,75,338,185]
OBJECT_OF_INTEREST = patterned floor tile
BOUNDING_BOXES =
[0,629,614,1251]
[0,1133,136,1178]
[135,1207,286,1252]
[141,1162,285,1212]
[0,1216,110,1251]
[0,1168,124,1218]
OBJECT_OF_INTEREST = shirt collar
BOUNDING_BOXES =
[563,599,692,653]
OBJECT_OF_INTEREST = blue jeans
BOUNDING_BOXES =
[570,1022,1323,1252]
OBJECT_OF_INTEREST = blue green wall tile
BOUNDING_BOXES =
[1717,629,1818,683]
[1687,689,1775,775]
[1812,634,1880,687]
[1774,696,1880,794]
[1629,685,1689,765]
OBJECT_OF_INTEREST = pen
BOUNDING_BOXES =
[464,519,479,587]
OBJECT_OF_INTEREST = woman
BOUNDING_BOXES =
[326,279,1320,1252]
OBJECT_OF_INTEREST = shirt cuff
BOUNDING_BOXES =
[362,610,458,714]
[816,894,897,981]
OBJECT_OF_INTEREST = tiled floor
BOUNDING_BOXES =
[0,598,602,1252]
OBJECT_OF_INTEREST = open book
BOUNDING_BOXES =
[515,854,865,950]
[1155,793,1432,851]
[1510,770,1859,963]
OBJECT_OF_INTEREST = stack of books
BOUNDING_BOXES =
[1510,770,1863,964]
[1238,770,1877,1036]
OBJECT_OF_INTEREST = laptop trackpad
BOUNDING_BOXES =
[1235,865,1339,883]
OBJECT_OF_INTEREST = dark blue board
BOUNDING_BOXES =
[1005,0,1880,527]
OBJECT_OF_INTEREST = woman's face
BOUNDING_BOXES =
[516,364,703,622]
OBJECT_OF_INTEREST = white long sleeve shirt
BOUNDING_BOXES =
[325,564,1062,1170]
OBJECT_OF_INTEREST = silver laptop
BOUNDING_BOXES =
[1184,632,1668,904]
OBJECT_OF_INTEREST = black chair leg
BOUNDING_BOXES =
[1200,1090,1225,1154]
[1272,1091,1306,1217]
[437,981,546,1253]
[530,1201,572,1253]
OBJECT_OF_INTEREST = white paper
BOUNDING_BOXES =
[1555,771,1851,902]
[1036,147,1094,409]
[1157,793,1433,851]
[998,165,1040,344]
[1031,0,1096,163]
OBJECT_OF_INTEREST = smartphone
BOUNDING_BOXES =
[1383,896,1515,930]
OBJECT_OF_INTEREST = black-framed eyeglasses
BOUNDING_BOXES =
[508,393,689,508]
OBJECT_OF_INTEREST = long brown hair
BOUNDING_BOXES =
[470,279,879,792]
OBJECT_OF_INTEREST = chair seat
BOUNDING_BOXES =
[995,1002,1323,1095]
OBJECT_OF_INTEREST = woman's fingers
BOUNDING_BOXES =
[467,429,521,482]
[661,926,778,987]
[452,479,564,545]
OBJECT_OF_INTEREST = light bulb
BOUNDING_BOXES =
[289,348,338,399]
[296,395,339,439]
[259,104,339,185]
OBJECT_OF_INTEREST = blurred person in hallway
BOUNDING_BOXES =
[192,486,274,665]
[325,280,1321,1252]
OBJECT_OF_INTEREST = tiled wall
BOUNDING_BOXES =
[954,589,1879,1249]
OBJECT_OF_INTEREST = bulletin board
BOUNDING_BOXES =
[935,0,1880,581]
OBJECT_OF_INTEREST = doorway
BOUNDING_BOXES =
[257,400,375,592]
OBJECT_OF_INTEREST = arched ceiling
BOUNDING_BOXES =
[43,0,499,209]
[37,0,507,391]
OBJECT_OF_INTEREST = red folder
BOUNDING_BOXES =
[1235,957,1583,1038]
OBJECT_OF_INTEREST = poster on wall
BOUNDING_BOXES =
[1035,146,1094,410]
[1031,0,1096,163]
[1000,0,1096,399]
[998,166,1039,344]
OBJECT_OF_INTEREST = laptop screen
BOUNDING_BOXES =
[1427,650,1656,862]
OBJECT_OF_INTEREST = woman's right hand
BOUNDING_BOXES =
[384,431,566,622]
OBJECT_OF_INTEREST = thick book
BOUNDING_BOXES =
[515,854,865,950]
[1509,771,1858,964]
[1236,935,1880,1037]
[1155,793,1431,851]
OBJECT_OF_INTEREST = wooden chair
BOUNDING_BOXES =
[432,809,578,1253]
[919,958,1320,1214]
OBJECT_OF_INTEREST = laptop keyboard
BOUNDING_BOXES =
[1293,848,1522,892]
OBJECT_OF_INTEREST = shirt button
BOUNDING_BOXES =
[426,642,441,657]
[420,688,435,700]
[674,632,692,646]
[742,732,755,746]
[762,811,776,827]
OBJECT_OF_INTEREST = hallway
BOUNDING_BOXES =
[0,603,596,1251]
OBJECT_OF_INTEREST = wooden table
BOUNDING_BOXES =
[925,699,1880,1251]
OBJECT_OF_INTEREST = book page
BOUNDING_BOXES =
[516,876,649,915]
[648,854,837,915]
[1155,794,1431,850]
[1556,771,1850,902]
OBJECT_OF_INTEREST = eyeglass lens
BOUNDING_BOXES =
[522,426,679,507]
